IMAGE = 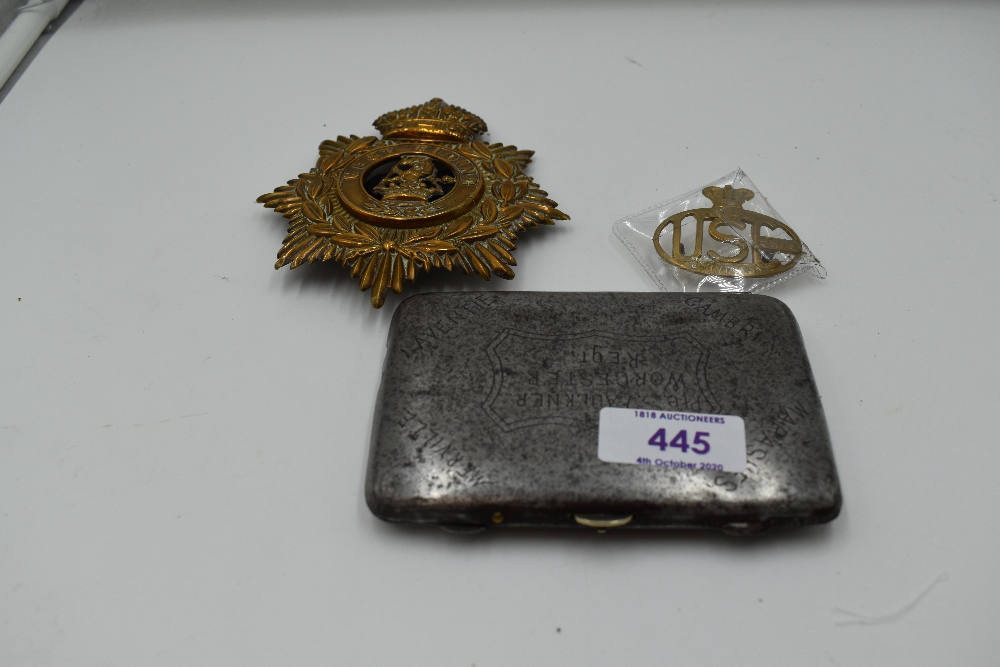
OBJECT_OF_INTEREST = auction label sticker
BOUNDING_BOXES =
[598,407,746,473]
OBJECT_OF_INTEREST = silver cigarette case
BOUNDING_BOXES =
[365,292,840,534]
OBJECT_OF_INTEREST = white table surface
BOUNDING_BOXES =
[2,1,998,664]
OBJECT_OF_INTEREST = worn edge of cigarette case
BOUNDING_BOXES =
[365,292,840,534]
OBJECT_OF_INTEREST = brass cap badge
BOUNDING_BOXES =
[257,98,569,307]
[652,185,803,278]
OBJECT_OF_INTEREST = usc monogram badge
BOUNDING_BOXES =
[653,185,802,278]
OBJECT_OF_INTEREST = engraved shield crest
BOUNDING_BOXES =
[483,330,719,431]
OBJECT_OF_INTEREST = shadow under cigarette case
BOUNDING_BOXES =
[365,292,840,534]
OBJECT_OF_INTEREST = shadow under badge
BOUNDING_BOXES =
[366,292,841,535]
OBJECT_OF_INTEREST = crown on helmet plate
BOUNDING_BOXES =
[373,98,488,142]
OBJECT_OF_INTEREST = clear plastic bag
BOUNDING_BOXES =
[613,169,825,293]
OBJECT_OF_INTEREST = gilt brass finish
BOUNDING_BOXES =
[336,144,483,227]
[257,98,569,308]
[653,185,803,278]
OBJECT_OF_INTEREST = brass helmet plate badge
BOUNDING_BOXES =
[257,98,569,307]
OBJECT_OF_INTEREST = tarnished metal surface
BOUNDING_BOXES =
[365,292,841,533]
